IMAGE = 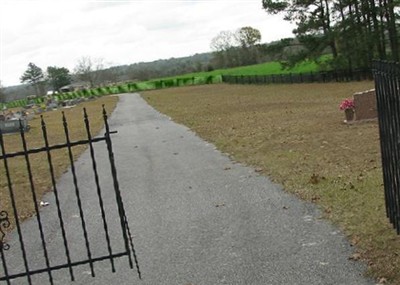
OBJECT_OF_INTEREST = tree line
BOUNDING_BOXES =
[262,0,400,70]
[209,26,265,68]
[18,57,114,97]
[4,25,294,102]
[0,53,218,102]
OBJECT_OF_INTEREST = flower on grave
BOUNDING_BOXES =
[339,98,355,111]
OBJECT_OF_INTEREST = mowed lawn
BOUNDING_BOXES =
[143,82,400,283]
[169,60,319,79]
[0,96,118,228]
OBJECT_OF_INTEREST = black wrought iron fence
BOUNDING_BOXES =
[372,61,400,234]
[0,106,140,284]
[222,68,372,85]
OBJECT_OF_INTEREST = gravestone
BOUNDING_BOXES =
[354,89,377,121]
[0,119,30,134]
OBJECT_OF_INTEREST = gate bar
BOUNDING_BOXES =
[386,64,400,231]
[40,116,75,281]
[389,63,400,231]
[0,210,11,285]
[0,246,10,285]
[102,106,141,279]
[0,129,32,284]
[379,62,396,224]
[19,120,54,285]
[62,111,95,277]
[373,61,400,234]
[0,251,128,281]
[83,108,116,273]
[0,136,114,160]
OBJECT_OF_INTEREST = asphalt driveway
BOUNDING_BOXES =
[3,93,374,285]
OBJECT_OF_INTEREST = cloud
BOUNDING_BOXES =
[0,0,295,86]
[81,1,132,12]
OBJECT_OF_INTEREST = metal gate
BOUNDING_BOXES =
[372,61,400,234]
[0,106,140,284]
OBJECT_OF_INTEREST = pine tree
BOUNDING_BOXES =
[20,63,45,96]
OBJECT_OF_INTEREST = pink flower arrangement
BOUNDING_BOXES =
[339,98,355,111]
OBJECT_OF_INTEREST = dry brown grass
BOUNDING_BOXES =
[143,82,400,284]
[0,96,118,227]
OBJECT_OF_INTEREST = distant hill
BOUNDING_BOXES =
[2,84,37,103]
[117,52,214,82]
[2,52,214,102]
[2,39,302,102]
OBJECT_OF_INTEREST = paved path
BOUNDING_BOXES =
[3,93,374,284]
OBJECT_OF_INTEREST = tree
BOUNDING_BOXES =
[236,26,262,48]
[98,66,119,84]
[263,0,338,61]
[74,56,104,88]
[210,30,239,68]
[261,0,400,70]
[210,30,237,52]
[385,0,399,61]
[47,66,71,93]
[334,0,398,63]
[0,80,5,103]
[210,27,263,68]
[235,26,262,65]
[20,62,45,96]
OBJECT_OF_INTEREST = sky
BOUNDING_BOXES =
[0,0,295,87]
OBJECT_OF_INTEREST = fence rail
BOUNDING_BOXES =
[372,60,400,234]
[222,69,372,85]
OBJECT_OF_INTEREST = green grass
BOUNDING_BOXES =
[160,60,319,80]
[222,61,319,75]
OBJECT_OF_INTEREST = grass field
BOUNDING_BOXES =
[0,96,118,228]
[142,82,400,284]
[161,60,319,80]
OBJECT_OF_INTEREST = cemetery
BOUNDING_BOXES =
[0,94,94,134]
[341,88,378,124]
[0,109,31,134]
